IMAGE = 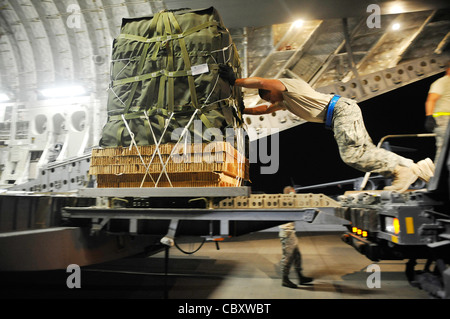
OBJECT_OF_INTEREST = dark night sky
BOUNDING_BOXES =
[248,72,445,194]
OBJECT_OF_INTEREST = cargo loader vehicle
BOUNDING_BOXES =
[336,126,450,298]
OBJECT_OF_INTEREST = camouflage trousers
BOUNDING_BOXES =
[433,115,450,162]
[279,225,302,275]
[331,98,413,176]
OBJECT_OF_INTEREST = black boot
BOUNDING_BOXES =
[297,271,313,285]
[282,275,298,288]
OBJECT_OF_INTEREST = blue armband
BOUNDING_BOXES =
[325,95,341,130]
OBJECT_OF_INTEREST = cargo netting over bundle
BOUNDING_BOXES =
[93,7,249,188]
[100,6,245,147]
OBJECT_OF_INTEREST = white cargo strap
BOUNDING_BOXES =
[141,110,173,187]
[211,43,233,64]
[154,109,199,187]
[140,112,174,187]
[121,114,156,185]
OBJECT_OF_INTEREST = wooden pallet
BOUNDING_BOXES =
[90,142,249,188]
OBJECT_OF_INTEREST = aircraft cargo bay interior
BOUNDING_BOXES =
[0,0,449,305]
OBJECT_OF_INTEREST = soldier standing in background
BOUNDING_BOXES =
[279,186,313,288]
[425,61,450,162]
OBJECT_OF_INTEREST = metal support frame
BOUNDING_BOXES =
[342,18,365,97]
[90,217,110,235]
[63,206,330,245]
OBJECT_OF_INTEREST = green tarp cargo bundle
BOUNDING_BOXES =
[92,7,249,188]
[99,7,245,148]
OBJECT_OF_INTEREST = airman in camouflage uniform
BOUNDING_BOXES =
[279,221,312,288]
[218,65,435,193]
[328,96,434,190]
[332,97,413,175]
[278,186,313,288]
